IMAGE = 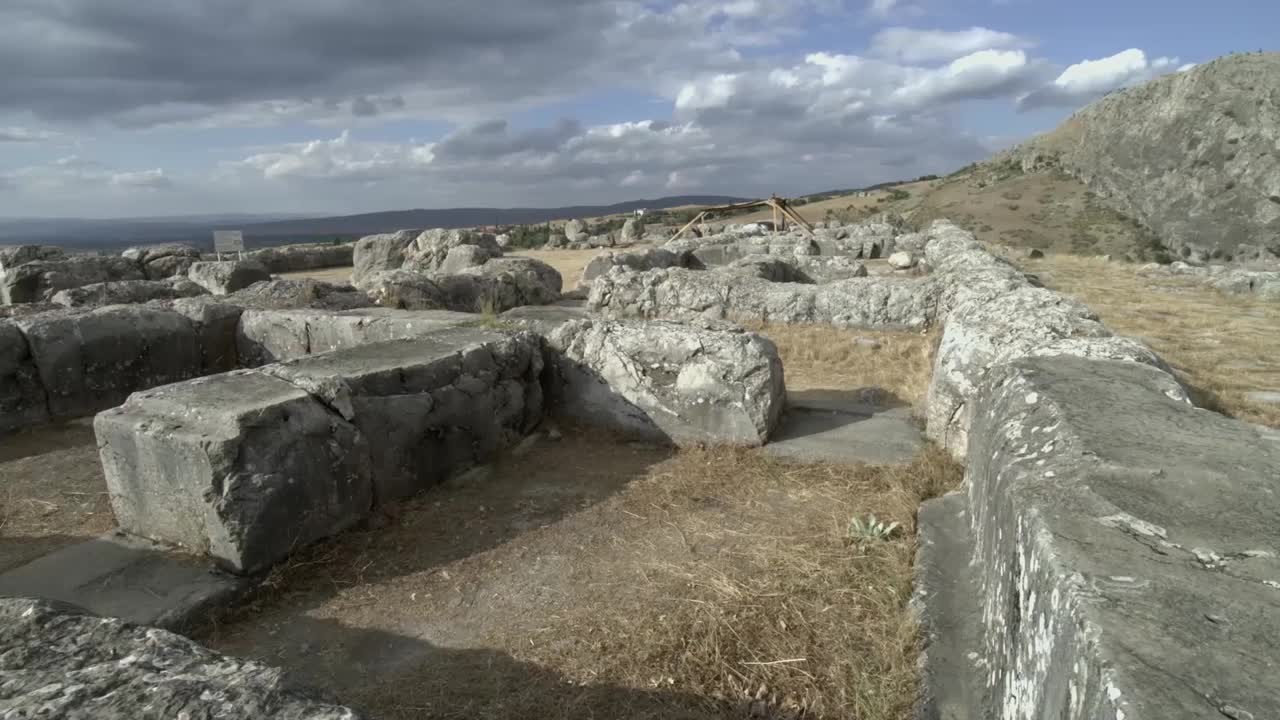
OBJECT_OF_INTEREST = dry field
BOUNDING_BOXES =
[1023,253,1280,428]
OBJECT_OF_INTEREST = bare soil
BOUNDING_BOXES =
[0,419,114,572]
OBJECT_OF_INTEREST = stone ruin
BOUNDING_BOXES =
[1,220,1277,719]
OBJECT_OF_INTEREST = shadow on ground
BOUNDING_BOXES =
[254,614,738,720]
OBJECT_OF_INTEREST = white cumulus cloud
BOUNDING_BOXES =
[1018,48,1180,109]
[870,27,1034,63]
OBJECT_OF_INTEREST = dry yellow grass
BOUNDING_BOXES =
[758,324,939,409]
[0,419,114,572]
[205,431,962,720]
[1027,253,1280,428]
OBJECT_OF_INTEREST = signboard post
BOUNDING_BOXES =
[212,230,246,261]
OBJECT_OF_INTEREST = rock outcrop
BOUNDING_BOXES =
[51,278,208,307]
[1003,52,1280,262]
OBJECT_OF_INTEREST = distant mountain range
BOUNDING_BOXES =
[0,195,748,252]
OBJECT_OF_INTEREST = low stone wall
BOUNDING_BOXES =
[588,266,936,330]
[0,597,362,719]
[911,220,1280,719]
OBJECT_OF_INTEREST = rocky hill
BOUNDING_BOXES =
[998,51,1280,263]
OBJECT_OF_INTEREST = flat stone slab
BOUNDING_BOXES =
[762,389,923,465]
[0,532,249,631]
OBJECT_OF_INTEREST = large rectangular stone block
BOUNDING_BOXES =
[547,319,785,446]
[96,370,373,574]
[236,307,475,365]
[261,328,544,504]
[0,320,48,433]
[16,306,203,419]
[916,356,1280,720]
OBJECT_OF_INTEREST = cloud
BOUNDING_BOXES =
[232,130,435,182]
[867,0,901,17]
[0,126,58,142]
[3,155,173,192]
[870,27,1034,63]
[110,169,172,189]
[1018,48,1180,110]
[0,0,834,128]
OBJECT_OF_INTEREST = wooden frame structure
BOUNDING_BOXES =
[670,195,815,241]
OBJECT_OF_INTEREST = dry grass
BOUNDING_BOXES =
[203,431,962,720]
[0,419,115,571]
[758,324,939,408]
[1028,253,1280,428]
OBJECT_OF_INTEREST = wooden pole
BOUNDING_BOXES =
[670,211,708,242]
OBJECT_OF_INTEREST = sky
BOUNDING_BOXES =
[0,0,1274,219]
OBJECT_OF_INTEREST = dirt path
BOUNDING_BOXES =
[0,419,113,572]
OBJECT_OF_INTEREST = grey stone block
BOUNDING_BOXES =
[15,306,203,419]
[0,319,48,433]
[2,255,145,304]
[547,319,785,446]
[0,597,363,719]
[188,260,272,295]
[351,230,417,286]
[918,356,1280,720]
[96,369,373,574]
[235,307,475,366]
[262,329,544,504]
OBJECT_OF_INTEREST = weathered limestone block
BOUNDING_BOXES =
[588,266,935,329]
[170,297,245,374]
[0,244,65,271]
[620,217,643,244]
[0,597,363,719]
[51,278,208,307]
[188,260,272,296]
[563,219,588,243]
[925,287,1118,457]
[917,356,1280,720]
[2,256,145,304]
[15,306,203,419]
[457,257,562,308]
[0,320,48,433]
[236,308,474,366]
[351,230,418,286]
[811,277,937,330]
[404,229,502,274]
[361,270,447,310]
[580,247,687,285]
[262,329,544,503]
[813,222,897,258]
[122,243,203,279]
[96,369,373,574]
[498,303,589,334]
[547,319,785,446]
[225,278,374,311]
[248,243,354,273]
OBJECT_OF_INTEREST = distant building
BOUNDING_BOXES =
[634,209,647,217]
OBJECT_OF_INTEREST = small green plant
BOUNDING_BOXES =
[847,513,901,546]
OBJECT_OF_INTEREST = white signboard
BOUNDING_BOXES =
[213,230,245,256]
